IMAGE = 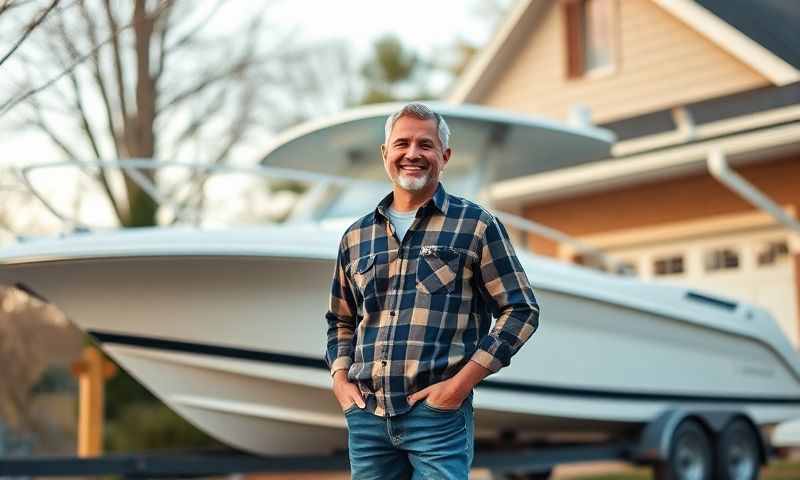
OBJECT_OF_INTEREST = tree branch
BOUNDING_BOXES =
[155,58,249,115]
[152,0,175,83]
[162,0,227,53]
[78,0,122,159]
[25,101,87,174]
[0,0,171,118]
[102,0,130,145]
[0,26,124,117]
[53,16,126,223]
[168,72,258,224]
[0,0,59,68]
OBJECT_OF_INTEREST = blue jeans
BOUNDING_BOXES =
[344,398,474,480]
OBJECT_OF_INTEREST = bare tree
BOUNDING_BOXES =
[0,167,64,244]
[4,0,342,228]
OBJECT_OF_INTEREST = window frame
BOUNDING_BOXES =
[562,0,619,80]
[756,239,790,267]
[703,247,741,273]
[653,253,686,277]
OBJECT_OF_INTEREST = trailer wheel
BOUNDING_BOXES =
[715,419,760,480]
[654,419,712,480]
[521,469,551,480]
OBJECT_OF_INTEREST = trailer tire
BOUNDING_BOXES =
[715,419,760,480]
[654,419,712,480]
[522,470,552,480]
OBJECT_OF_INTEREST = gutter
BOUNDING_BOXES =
[489,121,800,205]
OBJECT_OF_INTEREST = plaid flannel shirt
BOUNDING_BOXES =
[325,183,540,417]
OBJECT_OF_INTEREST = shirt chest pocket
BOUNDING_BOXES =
[351,255,376,299]
[416,247,465,295]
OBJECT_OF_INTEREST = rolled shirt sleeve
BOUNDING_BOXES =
[471,215,540,373]
[324,238,358,376]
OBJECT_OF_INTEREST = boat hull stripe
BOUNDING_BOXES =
[89,330,800,405]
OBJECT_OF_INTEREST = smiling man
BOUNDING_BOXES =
[325,103,540,479]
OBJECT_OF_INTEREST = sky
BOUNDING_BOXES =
[267,0,506,54]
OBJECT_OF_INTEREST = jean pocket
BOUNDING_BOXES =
[343,404,360,415]
[421,400,461,414]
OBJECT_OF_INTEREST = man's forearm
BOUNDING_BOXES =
[451,360,491,396]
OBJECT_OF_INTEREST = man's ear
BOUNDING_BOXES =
[442,147,451,167]
[380,144,386,160]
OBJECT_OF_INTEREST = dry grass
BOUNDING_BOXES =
[244,461,800,479]
[560,461,800,479]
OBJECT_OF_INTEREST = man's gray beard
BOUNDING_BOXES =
[395,173,429,191]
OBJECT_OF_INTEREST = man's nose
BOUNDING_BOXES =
[404,144,422,160]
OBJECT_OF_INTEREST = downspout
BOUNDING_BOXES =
[706,148,800,234]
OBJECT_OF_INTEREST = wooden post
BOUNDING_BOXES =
[71,346,116,457]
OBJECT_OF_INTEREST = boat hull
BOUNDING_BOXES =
[3,251,800,455]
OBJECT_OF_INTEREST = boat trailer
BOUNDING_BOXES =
[0,442,629,478]
[0,409,772,480]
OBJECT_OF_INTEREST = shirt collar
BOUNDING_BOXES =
[375,182,449,220]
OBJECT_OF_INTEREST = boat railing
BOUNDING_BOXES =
[15,158,627,273]
[17,158,370,229]
[491,211,628,273]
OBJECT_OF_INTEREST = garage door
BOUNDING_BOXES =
[606,231,797,347]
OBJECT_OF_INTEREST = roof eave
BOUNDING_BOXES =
[448,0,552,104]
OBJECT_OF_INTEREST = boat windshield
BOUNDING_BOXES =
[317,174,480,221]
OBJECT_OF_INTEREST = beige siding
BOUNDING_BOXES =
[480,0,771,122]
[522,156,800,251]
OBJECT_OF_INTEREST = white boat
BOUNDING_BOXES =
[2,103,799,457]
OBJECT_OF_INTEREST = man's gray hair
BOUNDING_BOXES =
[384,103,450,149]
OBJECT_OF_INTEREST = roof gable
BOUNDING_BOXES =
[450,0,800,104]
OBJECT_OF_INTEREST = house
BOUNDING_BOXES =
[450,0,800,345]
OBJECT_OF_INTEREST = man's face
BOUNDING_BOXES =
[382,115,451,193]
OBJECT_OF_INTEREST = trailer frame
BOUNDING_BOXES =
[0,409,773,479]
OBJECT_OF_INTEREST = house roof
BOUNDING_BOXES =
[449,0,800,104]
[696,0,800,71]
[653,0,800,85]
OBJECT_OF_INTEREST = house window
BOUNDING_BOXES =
[564,0,617,78]
[615,260,638,276]
[653,255,684,276]
[572,252,608,272]
[757,240,789,266]
[704,248,740,272]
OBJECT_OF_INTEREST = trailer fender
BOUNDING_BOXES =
[632,409,767,464]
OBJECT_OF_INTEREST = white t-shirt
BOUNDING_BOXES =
[386,204,417,242]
